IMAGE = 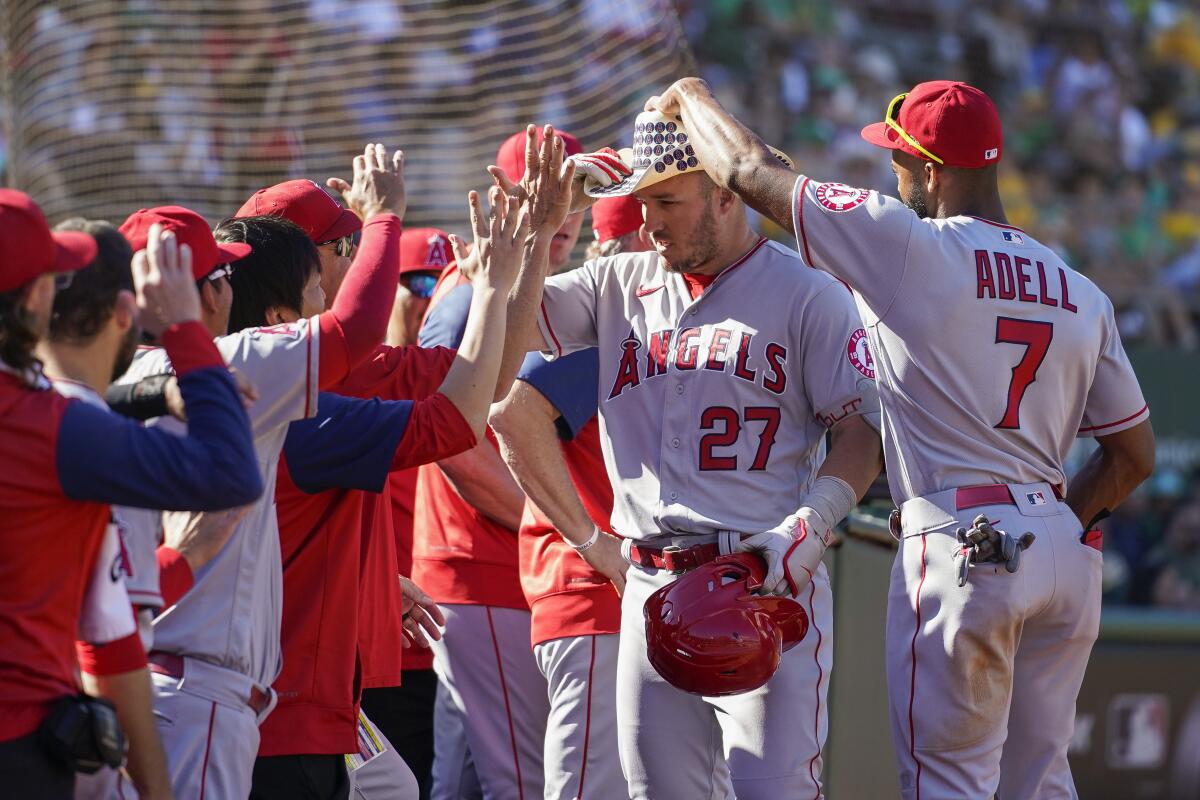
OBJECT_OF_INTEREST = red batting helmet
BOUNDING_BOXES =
[644,553,808,696]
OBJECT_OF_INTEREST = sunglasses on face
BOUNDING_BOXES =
[401,272,439,299]
[885,93,944,165]
[320,230,362,258]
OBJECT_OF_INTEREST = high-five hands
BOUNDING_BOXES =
[327,143,406,222]
[449,186,529,293]
[487,124,581,229]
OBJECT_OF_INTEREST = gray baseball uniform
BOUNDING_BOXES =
[536,238,875,799]
[117,318,320,799]
[791,175,1148,798]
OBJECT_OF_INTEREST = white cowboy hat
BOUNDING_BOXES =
[584,109,793,198]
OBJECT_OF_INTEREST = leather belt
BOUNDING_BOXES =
[955,482,1064,511]
[148,651,271,715]
[628,542,722,573]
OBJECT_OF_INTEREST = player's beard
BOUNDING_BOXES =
[903,183,930,219]
[111,324,140,383]
[657,203,719,274]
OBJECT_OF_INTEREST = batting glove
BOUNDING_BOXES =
[735,507,832,597]
[568,148,632,192]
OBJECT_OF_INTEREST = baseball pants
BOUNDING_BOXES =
[361,671,439,800]
[616,561,833,800]
[429,604,549,800]
[431,677,482,800]
[534,634,624,800]
[886,482,1102,800]
[150,656,276,800]
[347,711,420,800]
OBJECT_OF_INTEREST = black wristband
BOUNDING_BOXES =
[105,373,172,421]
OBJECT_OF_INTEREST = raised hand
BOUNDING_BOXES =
[568,148,632,195]
[132,223,202,336]
[644,77,713,116]
[450,187,529,294]
[488,124,579,231]
[326,143,406,222]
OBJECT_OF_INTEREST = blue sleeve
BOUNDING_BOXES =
[418,284,473,349]
[283,392,413,493]
[57,367,263,510]
[517,347,599,440]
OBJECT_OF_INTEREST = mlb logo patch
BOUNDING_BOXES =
[1026,491,1047,506]
[1002,230,1024,245]
[984,147,999,160]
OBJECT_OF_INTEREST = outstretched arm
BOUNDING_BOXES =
[647,78,800,234]
[488,125,578,396]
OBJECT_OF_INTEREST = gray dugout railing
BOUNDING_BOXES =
[822,506,1200,799]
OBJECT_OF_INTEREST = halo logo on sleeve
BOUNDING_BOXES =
[847,328,875,379]
[814,182,870,213]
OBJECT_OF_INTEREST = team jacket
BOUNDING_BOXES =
[412,266,527,609]
[0,322,261,742]
[261,345,464,757]
[514,349,621,647]
[388,467,431,671]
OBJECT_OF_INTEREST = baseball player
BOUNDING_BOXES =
[362,227,456,800]
[113,144,405,798]
[489,193,649,800]
[37,219,173,800]
[0,190,262,800]
[499,118,883,799]
[651,77,1157,799]
[254,192,528,800]
[412,127,585,800]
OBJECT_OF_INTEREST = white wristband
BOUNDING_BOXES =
[569,525,602,553]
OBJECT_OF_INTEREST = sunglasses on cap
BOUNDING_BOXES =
[204,263,236,283]
[885,93,944,166]
[319,230,361,258]
[401,272,438,300]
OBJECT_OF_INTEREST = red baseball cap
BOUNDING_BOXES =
[119,206,251,281]
[0,189,97,293]
[591,195,643,244]
[861,80,1002,169]
[496,128,583,182]
[235,179,362,244]
[399,228,455,276]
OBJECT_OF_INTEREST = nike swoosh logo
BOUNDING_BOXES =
[636,284,664,297]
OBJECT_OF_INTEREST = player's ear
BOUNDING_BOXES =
[198,279,220,316]
[112,289,137,333]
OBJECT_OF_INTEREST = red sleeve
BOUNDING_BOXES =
[76,631,147,676]
[317,213,401,388]
[389,392,477,470]
[338,344,457,401]
[160,321,225,376]
[157,546,194,607]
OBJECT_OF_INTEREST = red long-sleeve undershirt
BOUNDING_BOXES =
[316,212,401,389]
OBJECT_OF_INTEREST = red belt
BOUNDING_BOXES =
[148,651,271,714]
[628,542,722,573]
[955,483,1064,511]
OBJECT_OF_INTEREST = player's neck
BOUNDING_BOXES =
[937,187,1008,226]
[688,227,761,278]
[36,340,113,396]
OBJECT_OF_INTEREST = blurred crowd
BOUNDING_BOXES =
[681,0,1200,351]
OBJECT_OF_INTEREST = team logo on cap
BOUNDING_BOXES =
[425,234,450,267]
[815,182,870,213]
[847,328,875,379]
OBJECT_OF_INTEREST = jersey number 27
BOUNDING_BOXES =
[698,406,781,471]
[995,316,1053,430]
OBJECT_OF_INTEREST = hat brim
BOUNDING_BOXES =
[860,121,903,151]
[51,230,99,274]
[216,242,252,264]
[399,262,452,277]
[585,145,794,198]
[313,207,363,244]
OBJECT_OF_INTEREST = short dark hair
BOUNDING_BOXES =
[49,219,134,343]
[215,215,320,334]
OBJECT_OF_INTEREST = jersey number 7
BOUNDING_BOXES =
[699,406,781,471]
[995,317,1054,430]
